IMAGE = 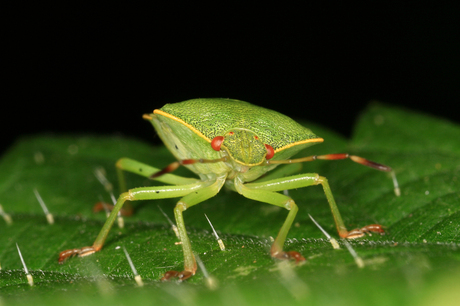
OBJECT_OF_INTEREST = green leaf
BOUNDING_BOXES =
[1,103,460,305]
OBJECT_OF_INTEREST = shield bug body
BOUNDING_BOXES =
[59,98,399,281]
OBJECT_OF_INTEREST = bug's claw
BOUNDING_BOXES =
[272,250,306,264]
[285,251,306,263]
[93,202,133,216]
[58,246,97,263]
[58,249,80,263]
[161,270,193,281]
[346,224,385,239]
[346,229,365,239]
[360,224,385,234]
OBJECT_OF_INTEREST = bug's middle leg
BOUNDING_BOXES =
[315,176,384,238]
[93,158,200,216]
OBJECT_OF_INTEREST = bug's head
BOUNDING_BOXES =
[211,129,274,166]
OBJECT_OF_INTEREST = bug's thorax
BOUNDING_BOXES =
[147,100,322,182]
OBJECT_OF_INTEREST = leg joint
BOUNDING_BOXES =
[317,175,327,185]
[175,201,187,212]
[284,199,296,210]
[115,157,128,169]
[120,191,133,202]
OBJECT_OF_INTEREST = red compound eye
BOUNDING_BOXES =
[211,136,224,151]
[254,136,259,140]
[265,144,275,160]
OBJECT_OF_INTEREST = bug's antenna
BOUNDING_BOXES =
[150,157,228,179]
[268,153,401,196]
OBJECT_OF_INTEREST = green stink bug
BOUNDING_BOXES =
[59,98,399,281]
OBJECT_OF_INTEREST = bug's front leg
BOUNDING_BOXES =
[161,176,226,281]
[242,173,385,260]
[58,182,205,263]
[236,180,306,262]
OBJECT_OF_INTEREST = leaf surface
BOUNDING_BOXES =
[1,103,459,305]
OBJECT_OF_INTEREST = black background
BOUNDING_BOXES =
[4,3,459,155]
